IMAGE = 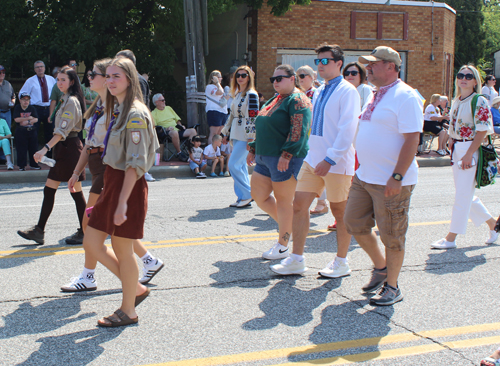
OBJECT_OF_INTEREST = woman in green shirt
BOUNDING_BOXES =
[247,64,312,261]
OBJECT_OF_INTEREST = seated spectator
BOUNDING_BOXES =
[203,134,224,177]
[151,93,195,162]
[187,135,207,179]
[0,117,13,170]
[491,96,500,135]
[13,93,40,171]
[422,93,449,155]
[220,135,232,176]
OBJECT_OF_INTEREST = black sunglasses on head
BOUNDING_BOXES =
[88,71,105,80]
[344,70,359,77]
[456,73,474,81]
[236,73,248,79]
[269,75,293,83]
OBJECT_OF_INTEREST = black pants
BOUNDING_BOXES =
[34,105,53,157]
[15,126,38,168]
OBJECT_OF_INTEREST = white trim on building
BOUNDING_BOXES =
[317,0,456,14]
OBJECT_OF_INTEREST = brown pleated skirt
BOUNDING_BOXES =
[47,137,85,182]
[88,152,107,194]
[88,166,148,239]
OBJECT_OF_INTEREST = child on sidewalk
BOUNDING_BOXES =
[203,134,224,177]
[187,136,207,179]
[220,135,232,177]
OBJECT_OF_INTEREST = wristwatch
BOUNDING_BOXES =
[392,173,403,181]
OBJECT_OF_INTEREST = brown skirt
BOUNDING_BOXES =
[47,137,85,182]
[88,152,107,194]
[88,166,148,239]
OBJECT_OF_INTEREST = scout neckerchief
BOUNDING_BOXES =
[360,79,401,122]
[101,109,120,158]
[87,105,105,141]
[49,97,64,122]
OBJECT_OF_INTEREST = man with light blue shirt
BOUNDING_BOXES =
[270,43,360,277]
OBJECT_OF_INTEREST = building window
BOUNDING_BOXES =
[351,11,409,41]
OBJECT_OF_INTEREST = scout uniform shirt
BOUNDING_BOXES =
[53,94,82,139]
[103,99,159,179]
[85,100,106,148]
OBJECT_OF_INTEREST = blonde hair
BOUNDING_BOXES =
[429,94,441,104]
[207,70,222,85]
[296,65,314,79]
[105,57,145,130]
[453,65,482,101]
[84,58,112,121]
[230,65,256,98]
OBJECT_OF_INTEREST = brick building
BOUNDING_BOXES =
[245,0,456,103]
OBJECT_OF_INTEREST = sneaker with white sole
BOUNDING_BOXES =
[144,172,156,182]
[270,256,307,275]
[7,163,14,170]
[430,238,456,249]
[229,200,240,207]
[262,240,289,260]
[369,283,403,306]
[486,230,499,244]
[139,259,165,284]
[236,198,253,208]
[319,257,351,278]
[61,276,97,292]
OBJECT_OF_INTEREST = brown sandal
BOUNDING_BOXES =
[98,309,138,327]
[135,287,151,307]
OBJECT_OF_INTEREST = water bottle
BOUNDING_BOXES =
[40,156,56,167]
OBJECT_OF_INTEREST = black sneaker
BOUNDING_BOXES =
[362,267,387,292]
[30,165,41,170]
[17,226,45,245]
[66,228,84,245]
[177,151,189,162]
[369,283,403,306]
[19,167,26,171]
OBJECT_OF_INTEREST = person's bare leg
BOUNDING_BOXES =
[292,191,317,254]
[133,239,147,257]
[354,232,386,269]
[250,172,277,221]
[272,177,298,247]
[170,130,181,153]
[208,126,219,145]
[219,157,225,173]
[386,247,404,288]
[330,200,351,258]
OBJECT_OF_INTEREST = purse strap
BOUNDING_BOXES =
[470,94,492,146]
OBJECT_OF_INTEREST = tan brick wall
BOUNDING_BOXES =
[254,1,456,103]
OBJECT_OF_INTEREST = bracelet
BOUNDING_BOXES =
[44,144,51,151]
[73,170,80,176]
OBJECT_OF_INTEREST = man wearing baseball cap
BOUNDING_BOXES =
[13,92,40,170]
[344,46,423,306]
[0,65,16,164]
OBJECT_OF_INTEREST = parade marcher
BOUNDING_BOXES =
[481,75,498,107]
[270,45,360,276]
[221,65,259,207]
[296,65,316,100]
[430,65,498,250]
[83,57,158,327]
[0,65,16,128]
[246,64,312,260]
[343,61,373,111]
[344,46,423,306]
[17,66,87,245]
[13,93,39,171]
[61,58,163,291]
[206,70,228,144]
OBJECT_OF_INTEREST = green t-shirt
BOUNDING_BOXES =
[50,83,63,102]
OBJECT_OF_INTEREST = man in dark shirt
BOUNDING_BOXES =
[13,93,41,170]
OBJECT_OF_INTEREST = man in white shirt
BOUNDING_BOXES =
[19,61,56,155]
[269,44,360,278]
[344,46,423,306]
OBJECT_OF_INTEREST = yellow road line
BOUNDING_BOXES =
[2,219,452,259]
[142,322,500,366]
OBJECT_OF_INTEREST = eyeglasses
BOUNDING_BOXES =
[0,71,5,74]
[269,75,293,83]
[70,63,78,67]
[298,74,310,79]
[314,58,337,66]
[456,73,474,81]
[88,71,105,80]
[157,99,165,102]
[236,73,248,79]
[344,70,359,77]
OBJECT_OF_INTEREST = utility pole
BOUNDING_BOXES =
[184,0,208,136]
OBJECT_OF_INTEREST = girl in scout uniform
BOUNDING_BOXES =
[61,58,163,293]
[83,57,158,327]
[17,66,87,245]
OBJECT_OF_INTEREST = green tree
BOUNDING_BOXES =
[483,4,500,57]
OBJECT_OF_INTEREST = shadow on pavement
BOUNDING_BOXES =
[210,258,274,289]
[425,245,487,274]
[188,207,237,222]
[0,242,75,270]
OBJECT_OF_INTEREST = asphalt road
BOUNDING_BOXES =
[1,167,500,366]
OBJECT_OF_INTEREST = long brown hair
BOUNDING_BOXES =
[59,66,86,113]
[84,58,112,120]
[104,57,145,130]
[230,65,256,98]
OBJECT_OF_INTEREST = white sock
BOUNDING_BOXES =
[336,256,347,264]
[290,253,304,262]
[141,251,156,267]
[6,155,12,164]
[81,267,95,280]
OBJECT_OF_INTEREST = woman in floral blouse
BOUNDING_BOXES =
[431,65,498,249]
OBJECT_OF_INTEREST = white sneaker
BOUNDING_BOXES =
[270,256,307,275]
[144,172,156,182]
[262,240,289,260]
[229,200,240,207]
[430,238,457,249]
[61,276,97,292]
[236,198,253,208]
[319,257,351,278]
[486,230,499,244]
[7,163,14,170]
[139,259,165,284]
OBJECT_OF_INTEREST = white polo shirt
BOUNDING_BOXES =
[356,79,423,186]
[305,77,360,175]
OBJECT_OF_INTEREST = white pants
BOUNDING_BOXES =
[450,141,492,234]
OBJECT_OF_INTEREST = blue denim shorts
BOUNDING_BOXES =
[189,161,206,171]
[207,110,226,127]
[254,154,304,182]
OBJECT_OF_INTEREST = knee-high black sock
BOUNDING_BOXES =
[37,186,57,230]
[70,191,86,229]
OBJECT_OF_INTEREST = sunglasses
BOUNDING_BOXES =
[88,71,105,80]
[456,73,474,81]
[236,73,248,79]
[314,58,338,66]
[157,99,165,102]
[344,70,359,77]
[69,63,78,67]
[298,74,310,79]
[269,75,293,83]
